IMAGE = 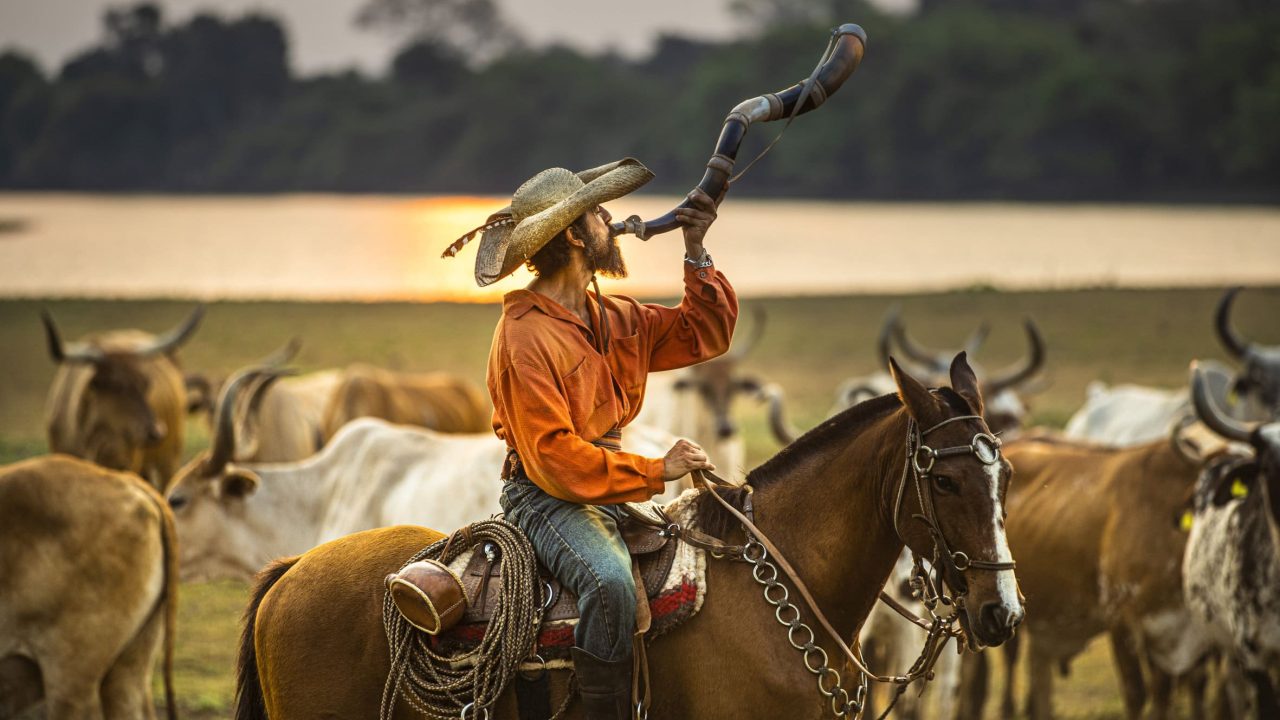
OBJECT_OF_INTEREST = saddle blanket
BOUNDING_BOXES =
[430,490,707,669]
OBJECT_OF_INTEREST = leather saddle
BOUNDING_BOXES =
[460,510,677,625]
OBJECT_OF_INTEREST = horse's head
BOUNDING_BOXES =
[888,351,1023,649]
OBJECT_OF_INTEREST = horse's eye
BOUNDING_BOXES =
[169,495,188,511]
[934,475,959,494]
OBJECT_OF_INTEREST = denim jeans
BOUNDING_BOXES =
[500,478,636,662]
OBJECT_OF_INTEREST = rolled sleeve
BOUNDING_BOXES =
[644,260,739,372]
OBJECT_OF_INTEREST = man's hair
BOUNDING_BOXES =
[526,213,590,278]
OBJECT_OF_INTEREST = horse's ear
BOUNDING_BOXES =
[890,356,939,424]
[949,351,984,416]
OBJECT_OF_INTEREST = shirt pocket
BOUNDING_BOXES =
[608,333,645,392]
[560,355,615,437]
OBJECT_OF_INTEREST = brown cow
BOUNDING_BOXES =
[0,455,177,719]
[320,363,490,439]
[958,432,1210,720]
[42,306,204,492]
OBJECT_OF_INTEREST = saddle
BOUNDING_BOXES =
[459,509,677,625]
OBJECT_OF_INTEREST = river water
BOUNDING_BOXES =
[0,193,1276,300]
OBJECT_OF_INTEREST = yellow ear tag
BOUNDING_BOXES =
[1227,387,1239,404]
[1231,479,1250,498]
[1180,511,1194,533]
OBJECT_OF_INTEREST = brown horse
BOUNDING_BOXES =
[234,354,1023,719]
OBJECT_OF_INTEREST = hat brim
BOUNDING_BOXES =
[474,158,654,287]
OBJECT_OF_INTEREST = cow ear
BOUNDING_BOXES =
[889,356,939,425]
[1211,462,1258,506]
[949,351,984,416]
[221,468,260,499]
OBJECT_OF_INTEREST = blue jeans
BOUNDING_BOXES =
[500,478,636,662]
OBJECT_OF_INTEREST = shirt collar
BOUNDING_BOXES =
[503,289,595,330]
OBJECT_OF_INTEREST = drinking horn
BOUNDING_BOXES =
[610,23,867,241]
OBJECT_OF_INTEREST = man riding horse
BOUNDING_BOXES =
[457,158,737,718]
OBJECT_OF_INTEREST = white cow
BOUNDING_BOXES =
[169,369,683,582]
[1063,361,1249,447]
[1066,288,1278,447]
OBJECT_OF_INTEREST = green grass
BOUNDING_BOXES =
[2,287,1274,717]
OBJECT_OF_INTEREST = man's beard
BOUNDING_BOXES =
[590,234,628,279]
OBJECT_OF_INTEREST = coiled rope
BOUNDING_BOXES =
[380,519,543,720]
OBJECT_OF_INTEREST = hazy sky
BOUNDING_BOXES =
[0,0,751,75]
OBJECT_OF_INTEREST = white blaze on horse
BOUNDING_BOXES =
[232,353,1024,719]
[42,306,204,492]
[167,366,682,583]
[0,455,177,720]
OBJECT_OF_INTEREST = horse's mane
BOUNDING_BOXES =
[694,392,904,538]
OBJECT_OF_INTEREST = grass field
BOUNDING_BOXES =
[3,286,1275,718]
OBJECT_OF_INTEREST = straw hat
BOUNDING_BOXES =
[441,158,654,287]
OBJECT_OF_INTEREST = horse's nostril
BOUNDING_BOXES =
[980,602,1019,638]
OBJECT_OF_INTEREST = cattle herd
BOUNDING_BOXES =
[1,288,1278,719]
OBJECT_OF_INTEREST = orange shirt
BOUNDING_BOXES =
[487,261,738,505]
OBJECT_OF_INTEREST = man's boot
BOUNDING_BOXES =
[570,646,633,720]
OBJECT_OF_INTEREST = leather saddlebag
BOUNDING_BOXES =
[385,559,468,635]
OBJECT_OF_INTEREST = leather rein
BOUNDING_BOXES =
[623,409,1013,713]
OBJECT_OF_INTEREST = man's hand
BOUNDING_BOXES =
[662,438,716,481]
[675,187,717,261]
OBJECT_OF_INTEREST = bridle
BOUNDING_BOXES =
[628,405,1016,718]
[893,413,1015,618]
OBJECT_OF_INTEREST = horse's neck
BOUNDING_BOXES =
[748,412,907,638]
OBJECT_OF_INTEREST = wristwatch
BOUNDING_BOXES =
[684,252,714,269]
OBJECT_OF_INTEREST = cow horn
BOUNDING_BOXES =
[1214,287,1249,360]
[730,306,767,359]
[40,310,105,364]
[234,369,295,461]
[754,381,799,446]
[1169,414,1204,465]
[877,305,900,371]
[986,319,1046,395]
[208,370,262,473]
[257,337,302,368]
[139,305,206,357]
[891,316,952,375]
[1191,362,1257,443]
[963,322,991,358]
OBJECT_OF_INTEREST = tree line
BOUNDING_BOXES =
[0,0,1276,201]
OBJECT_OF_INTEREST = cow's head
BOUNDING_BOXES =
[673,307,797,444]
[1216,288,1280,416]
[1191,362,1280,546]
[167,365,291,582]
[42,306,203,469]
[882,309,1046,435]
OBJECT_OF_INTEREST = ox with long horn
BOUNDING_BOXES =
[41,305,206,492]
[206,365,296,473]
[610,23,867,240]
